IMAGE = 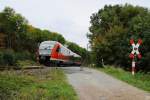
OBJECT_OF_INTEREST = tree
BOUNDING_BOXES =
[0,7,28,50]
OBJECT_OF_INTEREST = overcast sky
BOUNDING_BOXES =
[0,0,150,48]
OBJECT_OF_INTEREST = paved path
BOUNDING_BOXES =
[61,67,150,100]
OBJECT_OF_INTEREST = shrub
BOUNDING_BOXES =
[15,51,33,61]
[3,49,15,66]
[0,49,36,67]
[0,51,4,66]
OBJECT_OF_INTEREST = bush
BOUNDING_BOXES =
[0,49,35,67]
[0,51,4,66]
[3,50,16,66]
[15,51,33,61]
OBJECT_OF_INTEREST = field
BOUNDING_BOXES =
[98,66,150,92]
[0,68,78,100]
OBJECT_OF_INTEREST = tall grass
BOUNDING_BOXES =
[0,68,78,100]
[99,66,150,92]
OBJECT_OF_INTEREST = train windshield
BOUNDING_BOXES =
[39,43,54,50]
[39,41,56,55]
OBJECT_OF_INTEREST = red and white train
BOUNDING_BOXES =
[38,41,81,66]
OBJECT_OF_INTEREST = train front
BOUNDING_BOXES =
[38,41,56,65]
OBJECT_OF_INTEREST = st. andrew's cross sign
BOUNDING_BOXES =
[129,38,142,59]
[129,38,142,75]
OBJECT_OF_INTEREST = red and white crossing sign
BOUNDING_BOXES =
[129,38,142,59]
[129,37,142,75]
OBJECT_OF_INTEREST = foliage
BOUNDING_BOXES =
[0,49,33,67]
[2,49,16,66]
[0,68,78,100]
[88,4,150,72]
[0,7,28,49]
[99,66,150,92]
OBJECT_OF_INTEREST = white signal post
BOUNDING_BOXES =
[129,38,142,75]
[132,60,136,75]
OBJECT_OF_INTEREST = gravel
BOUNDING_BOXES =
[61,67,150,100]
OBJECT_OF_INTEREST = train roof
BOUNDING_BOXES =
[40,41,57,44]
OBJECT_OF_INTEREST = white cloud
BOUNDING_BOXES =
[0,0,150,48]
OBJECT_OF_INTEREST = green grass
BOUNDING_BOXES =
[16,60,41,68]
[0,68,78,100]
[98,66,150,92]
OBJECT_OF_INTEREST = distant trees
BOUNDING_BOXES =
[88,4,150,72]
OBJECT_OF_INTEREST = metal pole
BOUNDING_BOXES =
[132,59,135,75]
[102,57,104,67]
[87,43,89,66]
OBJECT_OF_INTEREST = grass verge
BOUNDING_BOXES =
[16,60,42,69]
[0,68,78,100]
[98,66,150,92]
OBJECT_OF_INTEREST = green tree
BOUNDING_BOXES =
[0,7,28,50]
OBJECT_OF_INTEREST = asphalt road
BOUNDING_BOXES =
[61,67,150,100]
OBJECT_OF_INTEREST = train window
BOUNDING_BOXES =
[39,43,55,50]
